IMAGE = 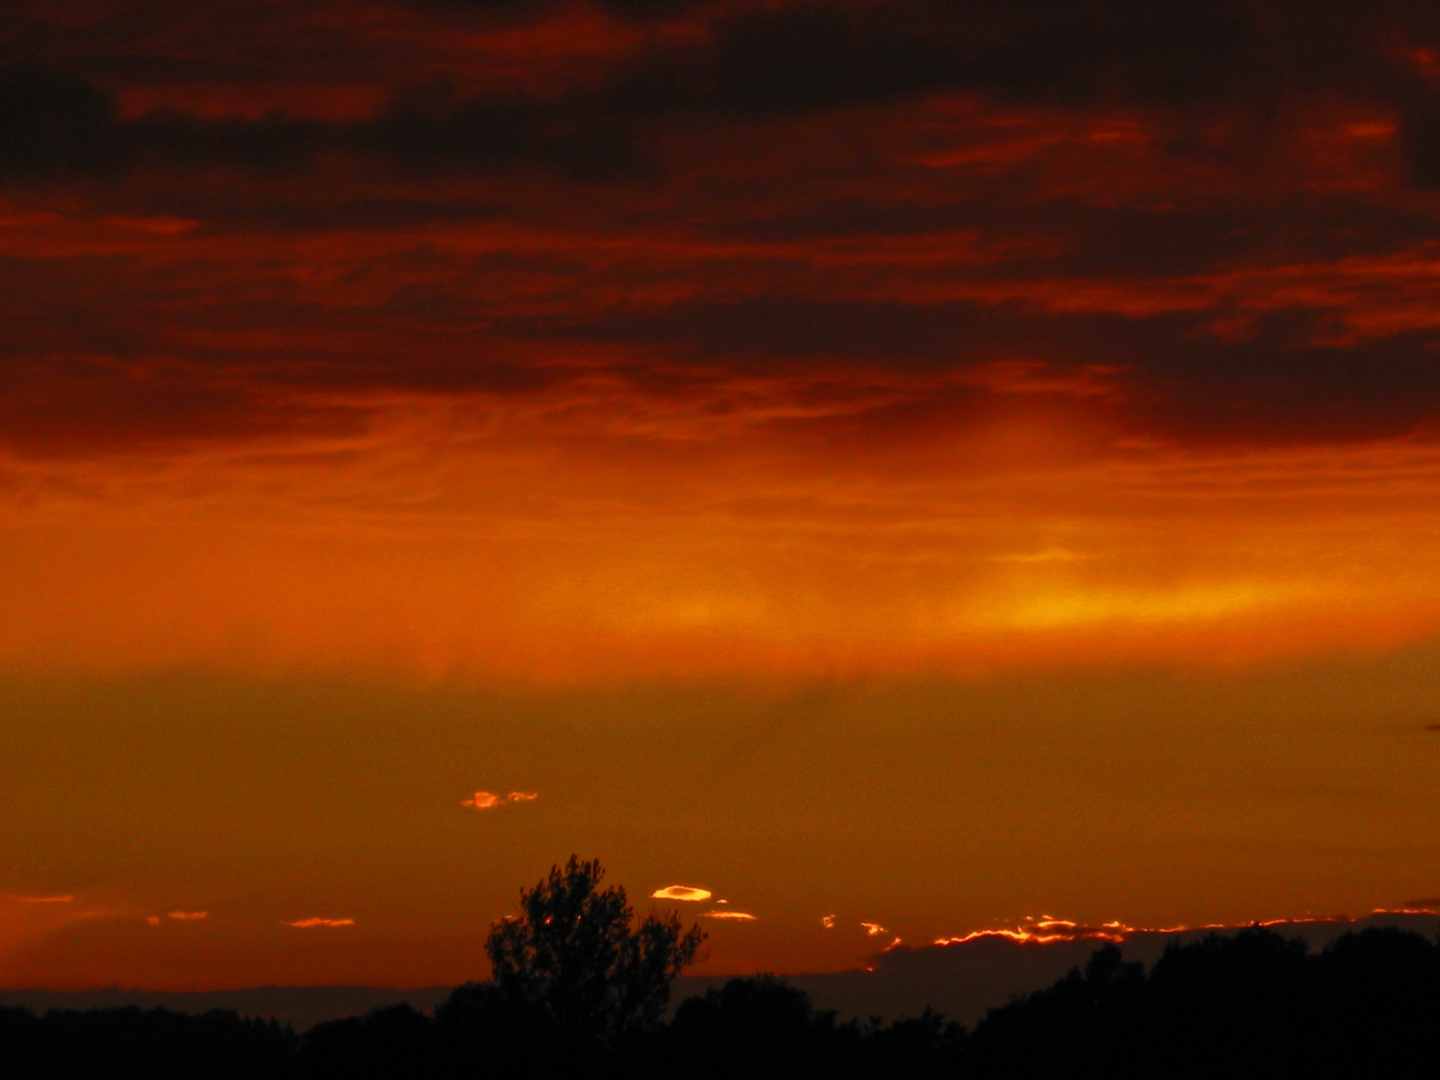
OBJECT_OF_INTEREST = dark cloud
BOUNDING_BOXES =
[7,1,1440,455]
[0,62,128,179]
[595,0,1440,190]
[7,2,1440,187]
[496,294,1440,444]
[592,0,1356,121]
[362,83,649,182]
[0,62,646,185]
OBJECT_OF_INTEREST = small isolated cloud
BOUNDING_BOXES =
[463,791,539,809]
[821,914,836,929]
[702,910,758,921]
[10,894,74,904]
[167,911,207,920]
[861,922,888,936]
[652,885,712,902]
[147,916,161,926]
[286,917,355,928]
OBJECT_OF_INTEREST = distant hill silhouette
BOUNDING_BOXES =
[0,986,453,1034]
[10,910,1430,1030]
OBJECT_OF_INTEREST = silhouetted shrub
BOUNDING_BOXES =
[484,855,704,1067]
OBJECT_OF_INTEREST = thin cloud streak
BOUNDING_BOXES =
[286,917,355,928]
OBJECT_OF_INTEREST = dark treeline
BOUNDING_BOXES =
[4,926,1440,1079]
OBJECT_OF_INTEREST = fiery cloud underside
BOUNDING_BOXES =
[652,886,712,902]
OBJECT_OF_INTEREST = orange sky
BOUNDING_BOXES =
[3,0,1440,987]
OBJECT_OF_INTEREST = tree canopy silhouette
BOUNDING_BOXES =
[484,855,705,1052]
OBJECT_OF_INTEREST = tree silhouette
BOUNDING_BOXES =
[485,855,705,1055]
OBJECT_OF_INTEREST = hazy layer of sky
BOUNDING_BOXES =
[4,0,1440,986]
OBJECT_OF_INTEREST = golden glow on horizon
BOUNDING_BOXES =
[928,908,1440,948]
[652,886,713,901]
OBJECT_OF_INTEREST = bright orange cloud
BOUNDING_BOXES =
[463,791,540,809]
[821,914,837,929]
[652,886,712,901]
[861,922,888,936]
[702,911,758,921]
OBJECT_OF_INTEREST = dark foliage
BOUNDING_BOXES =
[967,926,1440,1080]
[4,923,1440,1079]
[0,1005,296,1080]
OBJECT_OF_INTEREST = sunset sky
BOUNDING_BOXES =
[4,0,1440,990]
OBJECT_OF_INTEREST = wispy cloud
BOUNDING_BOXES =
[8,895,74,904]
[821,914,836,929]
[861,922,887,936]
[167,911,207,920]
[702,910,757,921]
[932,915,1131,946]
[286,917,355,928]
[462,791,539,809]
[652,885,712,901]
